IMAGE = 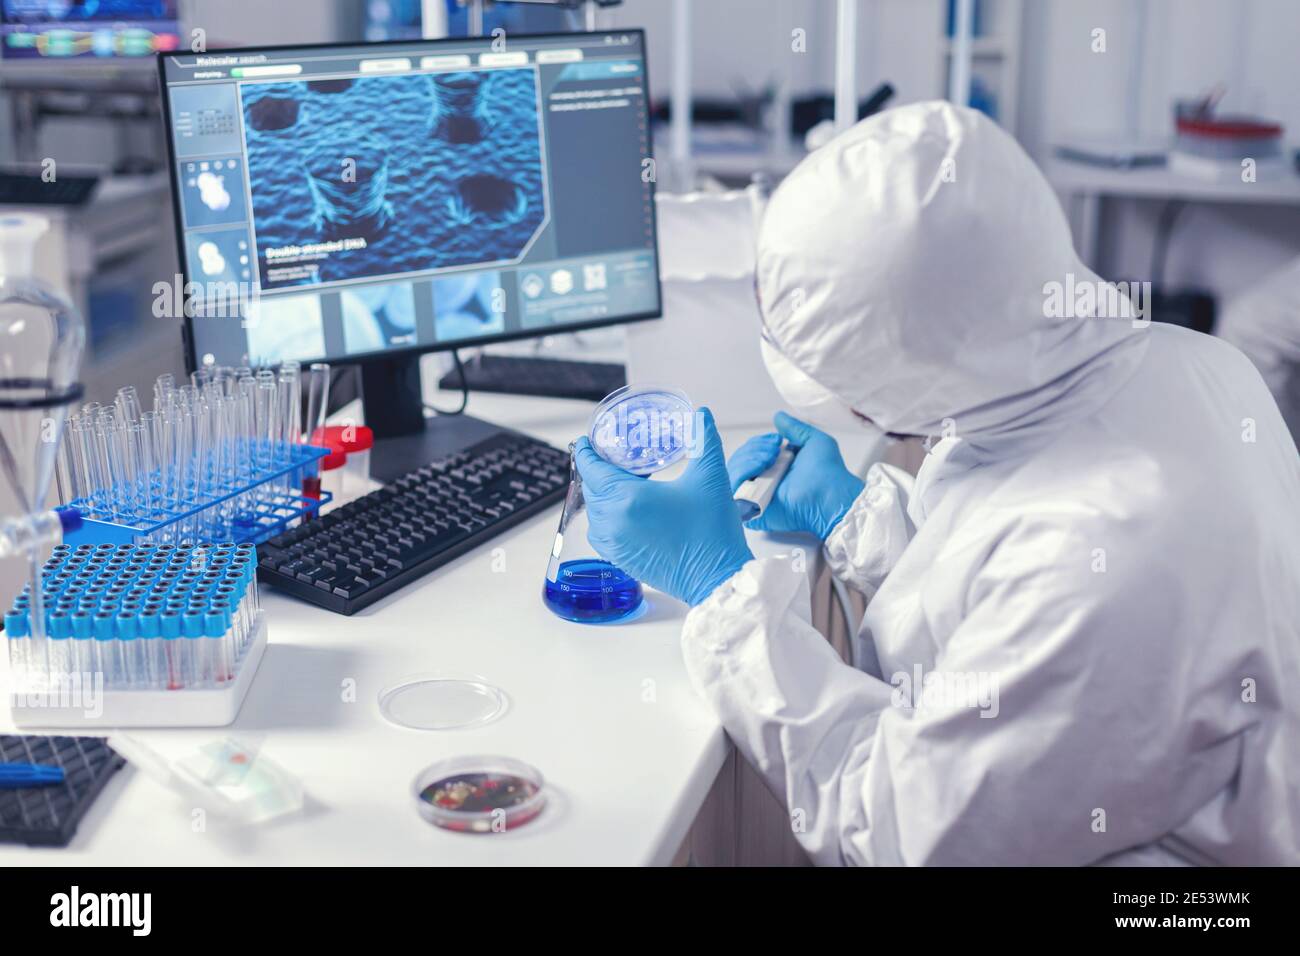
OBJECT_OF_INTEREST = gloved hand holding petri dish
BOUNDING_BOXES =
[546,387,754,620]
[543,386,695,623]
[543,386,753,622]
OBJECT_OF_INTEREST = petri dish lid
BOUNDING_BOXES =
[588,384,694,476]
[413,755,546,833]
[378,675,508,731]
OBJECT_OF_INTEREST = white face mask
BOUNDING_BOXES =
[759,336,883,438]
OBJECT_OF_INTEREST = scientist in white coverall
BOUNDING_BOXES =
[574,103,1300,865]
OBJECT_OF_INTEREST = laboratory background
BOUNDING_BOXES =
[0,0,1297,879]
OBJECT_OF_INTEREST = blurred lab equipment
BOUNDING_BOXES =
[310,424,375,505]
[0,735,125,847]
[107,734,303,825]
[1170,87,1286,180]
[0,213,87,683]
[0,761,64,788]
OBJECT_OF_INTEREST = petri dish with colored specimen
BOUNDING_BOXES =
[413,755,546,833]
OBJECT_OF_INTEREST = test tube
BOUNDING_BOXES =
[119,611,145,690]
[66,416,96,512]
[56,414,84,505]
[303,363,330,445]
[161,610,184,689]
[91,611,118,685]
[92,414,121,520]
[192,397,214,534]
[137,412,159,520]
[278,363,301,461]
[5,606,29,684]
[113,423,141,523]
[254,375,279,486]
[161,398,182,502]
[153,374,174,416]
[300,363,330,507]
[70,611,93,676]
[181,403,204,541]
[182,610,205,687]
[46,612,71,679]
[201,394,227,538]
[232,379,257,525]
[140,609,164,689]
[115,385,142,425]
[201,605,228,685]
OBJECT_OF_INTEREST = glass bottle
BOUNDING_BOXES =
[0,214,87,681]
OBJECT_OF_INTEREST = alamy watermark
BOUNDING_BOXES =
[152,273,260,325]
[891,663,1000,718]
[8,670,105,720]
[1043,273,1151,329]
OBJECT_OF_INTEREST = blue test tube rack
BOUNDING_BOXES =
[7,543,269,728]
[62,442,332,548]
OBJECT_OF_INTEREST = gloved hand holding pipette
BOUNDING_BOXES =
[574,407,753,607]
[725,412,865,540]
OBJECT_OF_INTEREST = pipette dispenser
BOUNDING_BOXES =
[6,543,268,728]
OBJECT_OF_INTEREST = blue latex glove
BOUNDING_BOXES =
[726,411,866,540]
[575,407,753,607]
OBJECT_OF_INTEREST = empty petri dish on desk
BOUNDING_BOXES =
[378,675,508,731]
[413,755,546,833]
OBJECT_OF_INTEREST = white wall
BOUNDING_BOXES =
[605,0,946,107]
[182,0,353,48]
[1020,0,1300,301]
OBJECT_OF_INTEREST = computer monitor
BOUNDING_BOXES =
[157,30,661,470]
[1,0,179,82]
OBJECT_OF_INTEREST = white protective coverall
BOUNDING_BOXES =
[1217,255,1300,447]
[682,103,1300,866]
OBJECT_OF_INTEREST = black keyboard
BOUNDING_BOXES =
[0,170,99,206]
[256,431,570,614]
[440,354,626,402]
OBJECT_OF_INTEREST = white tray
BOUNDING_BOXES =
[10,612,268,729]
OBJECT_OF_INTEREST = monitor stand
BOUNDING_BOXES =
[360,353,512,483]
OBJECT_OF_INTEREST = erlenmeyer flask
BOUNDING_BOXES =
[542,386,694,624]
[0,214,87,669]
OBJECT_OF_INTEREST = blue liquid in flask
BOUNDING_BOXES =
[542,558,643,623]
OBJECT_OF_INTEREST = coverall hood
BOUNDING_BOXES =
[756,102,1147,450]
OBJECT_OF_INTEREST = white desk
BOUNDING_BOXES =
[1,390,877,866]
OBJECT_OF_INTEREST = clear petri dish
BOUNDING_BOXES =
[588,385,694,476]
[378,675,508,731]
[413,755,546,833]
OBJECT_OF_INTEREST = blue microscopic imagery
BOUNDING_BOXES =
[240,69,546,291]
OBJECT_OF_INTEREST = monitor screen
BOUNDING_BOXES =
[158,31,661,369]
[1,0,179,60]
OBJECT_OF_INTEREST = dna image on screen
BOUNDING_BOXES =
[240,68,548,292]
